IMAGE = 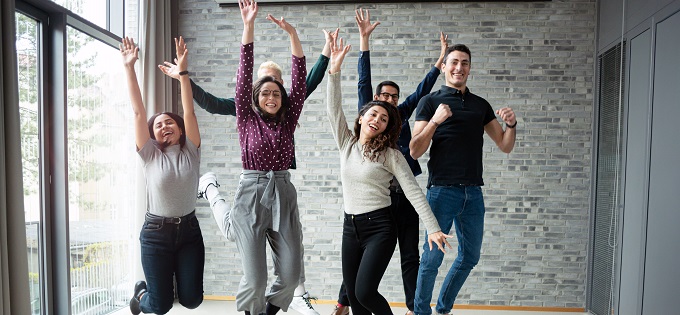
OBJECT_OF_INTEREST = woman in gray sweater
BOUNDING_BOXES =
[123,36,204,315]
[325,37,452,315]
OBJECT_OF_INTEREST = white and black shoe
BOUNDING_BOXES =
[197,172,219,200]
[289,291,320,315]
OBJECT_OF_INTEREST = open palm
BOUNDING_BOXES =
[239,0,258,24]
[355,8,380,38]
[120,37,138,67]
[267,15,295,35]
[329,37,351,74]
[175,36,188,72]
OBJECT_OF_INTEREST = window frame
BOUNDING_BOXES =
[16,1,126,314]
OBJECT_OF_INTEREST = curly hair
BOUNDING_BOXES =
[252,76,290,123]
[352,101,402,163]
[147,112,186,151]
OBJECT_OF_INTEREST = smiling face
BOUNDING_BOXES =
[257,81,283,116]
[443,49,471,91]
[152,114,182,146]
[358,105,390,143]
[374,84,400,107]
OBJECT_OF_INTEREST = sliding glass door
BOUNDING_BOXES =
[16,10,45,315]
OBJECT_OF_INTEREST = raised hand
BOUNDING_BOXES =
[321,28,340,58]
[158,58,181,80]
[435,32,449,70]
[175,36,188,72]
[355,8,380,39]
[323,28,340,46]
[239,0,258,25]
[439,32,449,57]
[266,14,295,35]
[328,36,351,74]
[496,107,517,126]
[120,37,139,68]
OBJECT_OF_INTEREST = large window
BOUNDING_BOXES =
[16,0,140,314]
[51,0,124,37]
[52,0,108,28]
[17,11,44,315]
[66,25,136,313]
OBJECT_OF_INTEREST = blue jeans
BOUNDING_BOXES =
[139,212,205,314]
[414,186,485,315]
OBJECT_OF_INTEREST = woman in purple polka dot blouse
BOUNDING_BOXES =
[228,1,307,315]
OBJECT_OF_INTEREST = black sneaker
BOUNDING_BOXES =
[129,280,147,315]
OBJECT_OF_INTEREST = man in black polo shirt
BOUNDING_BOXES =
[409,44,517,315]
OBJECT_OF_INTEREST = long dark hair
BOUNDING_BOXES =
[252,76,290,123]
[352,101,402,163]
[147,112,186,150]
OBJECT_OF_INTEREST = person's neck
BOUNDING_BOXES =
[359,133,368,145]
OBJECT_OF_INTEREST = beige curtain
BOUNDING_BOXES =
[132,0,175,280]
[0,0,32,314]
[141,0,173,115]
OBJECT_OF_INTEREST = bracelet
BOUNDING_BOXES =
[178,70,189,76]
[429,120,440,127]
[507,121,517,129]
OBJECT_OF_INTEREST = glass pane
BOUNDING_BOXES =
[16,11,43,315]
[66,26,136,314]
[52,0,108,29]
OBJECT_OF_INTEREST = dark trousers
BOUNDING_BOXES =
[342,207,397,315]
[139,211,205,314]
[338,191,420,311]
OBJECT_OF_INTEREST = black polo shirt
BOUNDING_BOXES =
[415,85,496,187]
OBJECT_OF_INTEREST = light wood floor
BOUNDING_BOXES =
[111,299,590,315]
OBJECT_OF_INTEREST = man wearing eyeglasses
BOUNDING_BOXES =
[329,9,448,315]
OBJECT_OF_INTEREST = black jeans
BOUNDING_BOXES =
[338,191,420,311]
[139,211,205,314]
[342,207,397,315]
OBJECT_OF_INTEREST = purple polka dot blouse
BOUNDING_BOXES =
[235,43,307,171]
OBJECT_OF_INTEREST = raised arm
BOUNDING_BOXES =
[329,37,351,75]
[267,15,303,58]
[304,28,338,99]
[355,9,380,52]
[158,59,236,116]
[434,32,448,70]
[327,36,353,148]
[172,36,200,147]
[235,0,257,127]
[120,37,149,150]
[356,8,379,112]
[321,28,337,58]
[240,0,257,45]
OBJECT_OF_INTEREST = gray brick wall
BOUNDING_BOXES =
[179,0,594,308]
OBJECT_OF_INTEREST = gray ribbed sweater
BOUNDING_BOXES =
[326,72,441,233]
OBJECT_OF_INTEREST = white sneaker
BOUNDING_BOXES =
[289,292,319,315]
[197,172,219,200]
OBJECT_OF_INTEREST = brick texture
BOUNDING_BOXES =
[178,0,594,308]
